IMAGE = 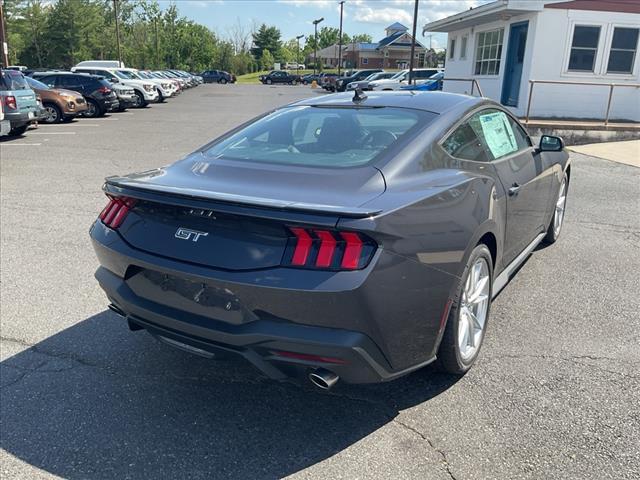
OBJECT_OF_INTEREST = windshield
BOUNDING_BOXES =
[203,106,436,168]
[25,76,50,90]
[0,70,29,90]
[391,70,407,80]
[115,70,138,80]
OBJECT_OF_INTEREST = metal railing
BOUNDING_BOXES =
[525,79,640,126]
[442,77,484,97]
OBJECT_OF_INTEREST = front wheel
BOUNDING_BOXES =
[219,78,227,84]
[543,173,568,244]
[133,91,147,108]
[437,244,493,374]
[266,79,272,85]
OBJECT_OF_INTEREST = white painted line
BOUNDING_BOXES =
[0,143,42,146]
[29,131,77,135]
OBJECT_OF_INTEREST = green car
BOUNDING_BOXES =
[0,69,38,136]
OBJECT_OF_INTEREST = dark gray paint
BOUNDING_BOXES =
[93,91,570,381]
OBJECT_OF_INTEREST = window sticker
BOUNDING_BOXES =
[478,111,518,159]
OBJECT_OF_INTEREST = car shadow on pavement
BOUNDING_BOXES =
[1,310,460,479]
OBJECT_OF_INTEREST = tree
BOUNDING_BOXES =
[351,33,373,43]
[260,49,274,70]
[251,24,281,60]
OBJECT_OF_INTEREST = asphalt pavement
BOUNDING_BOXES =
[1,84,639,480]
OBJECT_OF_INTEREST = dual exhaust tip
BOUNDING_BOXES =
[308,368,339,390]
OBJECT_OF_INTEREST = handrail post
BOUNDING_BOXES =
[604,84,614,126]
[525,80,535,124]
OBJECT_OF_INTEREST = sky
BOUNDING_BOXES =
[157,0,488,50]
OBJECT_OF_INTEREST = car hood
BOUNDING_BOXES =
[53,88,84,97]
[106,152,386,215]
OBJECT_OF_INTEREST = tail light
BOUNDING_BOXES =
[97,86,112,94]
[99,196,137,229]
[285,227,376,271]
[2,95,17,110]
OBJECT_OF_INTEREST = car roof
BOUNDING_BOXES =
[288,91,487,115]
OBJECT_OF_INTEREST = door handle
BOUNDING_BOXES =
[508,183,521,196]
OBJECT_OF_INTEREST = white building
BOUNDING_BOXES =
[424,0,640,122]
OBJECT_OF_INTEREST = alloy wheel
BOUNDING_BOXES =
[458,257,490,362]
[85,102,97,117]
[553,178,567,237]
[44,105,59,123]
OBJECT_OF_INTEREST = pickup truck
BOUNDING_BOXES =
[259,71,301,85]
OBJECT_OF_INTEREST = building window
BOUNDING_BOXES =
[607,27,639,74]
[362,57,368,65]
[474,29,503,75]
[568,25,600,72]
[460,35,468,60]
[449,38,456,60]
[418,52,426,67]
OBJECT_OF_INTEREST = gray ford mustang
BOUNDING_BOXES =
[91,91,570,389]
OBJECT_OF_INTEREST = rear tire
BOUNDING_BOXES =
[43,103,62,124]
[543,173,568,244]
[219,78,227,84]
[83,99,102,118]
[9,125,28,136]
[437,244,493,375]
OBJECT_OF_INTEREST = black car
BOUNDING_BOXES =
[259,70,301,85]
[301,73,320,85]
[335,69,383,92]
[91,91,570,389]
[200,70,234,84]
[31,72,118,117]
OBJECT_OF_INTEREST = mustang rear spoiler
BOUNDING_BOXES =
[103,179,382,219]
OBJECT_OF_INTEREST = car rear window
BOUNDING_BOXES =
[25,76,50,90]
[203,106,436,168]
[0,70,29,90]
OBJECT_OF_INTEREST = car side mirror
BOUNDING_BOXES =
[111,77,119,83]
[539,135,564,152]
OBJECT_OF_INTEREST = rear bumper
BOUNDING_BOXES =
[96,266,414,384]
[90,220,456,382]
[3,110,34,127]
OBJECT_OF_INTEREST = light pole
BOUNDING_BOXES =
[0,0,9,68]
[337,1,345,76]
[113,0,122,67]
[296,34,304,76]
[408,0,419,85]
[312,17,324,76]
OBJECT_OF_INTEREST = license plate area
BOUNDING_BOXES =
[126,268,258,325]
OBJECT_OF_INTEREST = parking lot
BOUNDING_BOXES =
[1,84,639,479]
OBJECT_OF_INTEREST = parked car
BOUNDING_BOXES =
[0,69,38,135]
[200,70,235,84]
[319,73,338,91]
[24,75,87,123]
[90,91,571,389]
[301,73,320,85]
[0,95,11,136]
[335,69,383,92]
[31,72,119,117]
[159,70,188,90]
[110,82,137,111]
[369,68,443,91]
[284,62,305,70]
[400,72,445,92]
[133,69,177,101]
[346,71,395,91]
[259,70,301,85]
[71,66,159,107]
[149,71,182,93]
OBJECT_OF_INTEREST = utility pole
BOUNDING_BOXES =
[296,34,304,76]
[408,0,419,85]
[113,0,122,67]
[154,17,160,68]
[337,1,345,76]
[0,0,9,68]
[312,17,324,76]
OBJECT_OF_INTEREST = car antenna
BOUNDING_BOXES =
[352,87,367,103]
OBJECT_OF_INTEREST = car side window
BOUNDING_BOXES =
[442,109,531,162]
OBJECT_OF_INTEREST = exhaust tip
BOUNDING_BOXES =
[309,368,339,390]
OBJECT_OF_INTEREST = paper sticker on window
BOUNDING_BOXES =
[478,111,518,159]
